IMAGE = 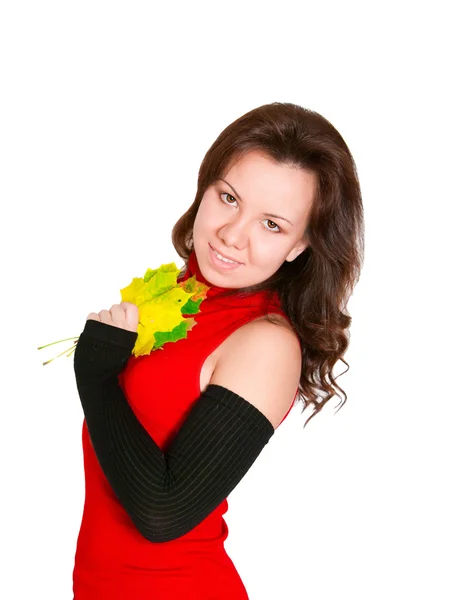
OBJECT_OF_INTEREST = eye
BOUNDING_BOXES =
[220,192,237,205]
[219,193,282,234]
[263,219,281,234]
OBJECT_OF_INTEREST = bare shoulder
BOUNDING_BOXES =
[209,316,302,430]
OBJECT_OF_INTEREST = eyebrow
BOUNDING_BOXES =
[217,178,295,226]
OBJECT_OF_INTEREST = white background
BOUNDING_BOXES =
[1,1,448,599]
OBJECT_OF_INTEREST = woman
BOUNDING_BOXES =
[73,101,364,598]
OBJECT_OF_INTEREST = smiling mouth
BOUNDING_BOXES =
[209,244,243,264]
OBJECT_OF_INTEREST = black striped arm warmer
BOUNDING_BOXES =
[73,319,275,543]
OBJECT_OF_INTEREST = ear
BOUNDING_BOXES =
[285,243,308,263]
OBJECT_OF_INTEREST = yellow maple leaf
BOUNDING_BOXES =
[120,263,209,357]
[39,261,210,364]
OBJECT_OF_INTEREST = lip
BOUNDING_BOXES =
[209,244,244,264]
[209,244,244,270]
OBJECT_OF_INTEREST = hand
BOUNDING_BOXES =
[87,302,139,333]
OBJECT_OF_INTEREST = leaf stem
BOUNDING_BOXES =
[42,342,78,365]
[37,336,79,350]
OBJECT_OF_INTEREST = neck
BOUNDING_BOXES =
[178,248,282,312]
[182,249,232,299]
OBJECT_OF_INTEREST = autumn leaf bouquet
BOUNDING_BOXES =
[38,262,210,365]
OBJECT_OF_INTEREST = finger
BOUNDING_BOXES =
[120,302,139,317]
[110,304,126,327]
[120,302,135,309]
[86,313,100,321]
[113,303,137,332]
[120,302,139,331]
[98,309,113,324]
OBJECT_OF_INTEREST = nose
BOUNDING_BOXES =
[217,217,251,252]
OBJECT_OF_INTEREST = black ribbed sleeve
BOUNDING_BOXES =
[73,319,275,543]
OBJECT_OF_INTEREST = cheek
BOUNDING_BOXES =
[254,246,288,266]
[196,199,217,226]
[193,209,212,243]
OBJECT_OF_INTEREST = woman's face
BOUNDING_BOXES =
[192,149,315,288]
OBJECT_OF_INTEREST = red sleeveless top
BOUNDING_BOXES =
[72,250,299,599]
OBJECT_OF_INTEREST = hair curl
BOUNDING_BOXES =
[172,102,364,427]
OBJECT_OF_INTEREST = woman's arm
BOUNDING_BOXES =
[74,319,281,543]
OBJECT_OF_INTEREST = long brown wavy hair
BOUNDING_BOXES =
[172,102,364,427]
